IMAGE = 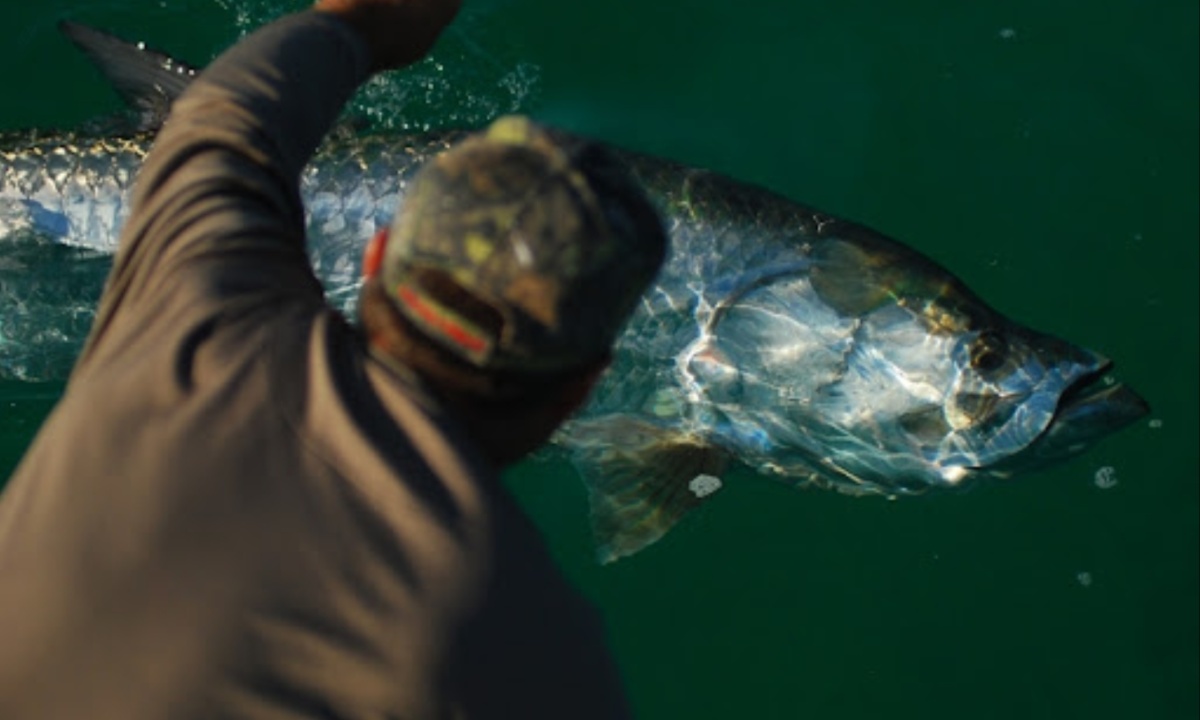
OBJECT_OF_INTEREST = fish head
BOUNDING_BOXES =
[904,321,1148,483]
[933,322,1149,479]
[689,233,1148,493]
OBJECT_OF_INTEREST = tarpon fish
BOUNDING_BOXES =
[0,23,1148,561]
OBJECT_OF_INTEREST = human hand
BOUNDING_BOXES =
[314,0,463,72]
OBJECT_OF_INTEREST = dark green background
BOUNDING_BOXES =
[1,1,1196,717]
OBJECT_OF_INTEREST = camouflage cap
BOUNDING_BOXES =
[381,115,667,373]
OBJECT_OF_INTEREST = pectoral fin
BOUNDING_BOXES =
[558,417,730,563]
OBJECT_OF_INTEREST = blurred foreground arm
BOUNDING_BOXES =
[81,0,461,362]
[315,0,463,71]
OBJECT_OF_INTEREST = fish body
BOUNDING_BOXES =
[0,23,1148,561]
[0,128,462,377]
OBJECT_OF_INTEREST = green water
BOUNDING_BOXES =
[2,1,1197,718]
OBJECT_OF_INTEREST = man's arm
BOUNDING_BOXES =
[79,1,460,364]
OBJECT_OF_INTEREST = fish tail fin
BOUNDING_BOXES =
[558,416,730,564]
[58,21,198,131]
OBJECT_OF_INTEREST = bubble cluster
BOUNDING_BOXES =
[212,0,542,133]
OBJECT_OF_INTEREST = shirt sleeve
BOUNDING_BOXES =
[77,11,371,366]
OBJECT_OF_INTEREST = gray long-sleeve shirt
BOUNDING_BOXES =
[0,12,630,719]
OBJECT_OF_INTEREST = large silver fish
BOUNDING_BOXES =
[0,23,1148,561]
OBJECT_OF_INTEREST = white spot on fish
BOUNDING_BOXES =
[1148,418,1163,429]
[1076,571,1093,588]
[1093,466,1118,490]
[688,474,723,498]
[998,27,1018,40]
[940,465,969,484]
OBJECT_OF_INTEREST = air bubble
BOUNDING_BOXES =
[1093,466,1118,490]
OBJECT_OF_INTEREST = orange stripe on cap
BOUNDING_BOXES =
[396,285,490,355]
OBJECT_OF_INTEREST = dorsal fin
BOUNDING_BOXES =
[58,20,199,131]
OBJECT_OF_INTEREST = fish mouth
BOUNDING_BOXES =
[1057,359,1147,420]
[1026,358,1150,464]
[1057,359,1118,415]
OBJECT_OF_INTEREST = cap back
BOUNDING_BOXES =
[381,116,667,373]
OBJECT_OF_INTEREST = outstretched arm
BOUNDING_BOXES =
[79,1,461,366]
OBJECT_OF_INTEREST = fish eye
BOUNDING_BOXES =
[969,331,1007,373]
